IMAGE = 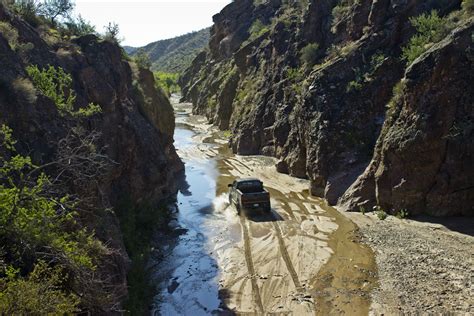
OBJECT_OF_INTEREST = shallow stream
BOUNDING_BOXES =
[151,98,377,315]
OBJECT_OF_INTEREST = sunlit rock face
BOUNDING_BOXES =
[179,0,473,216]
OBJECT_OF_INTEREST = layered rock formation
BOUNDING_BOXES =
[180,0,473,216]
[0,3,182,311]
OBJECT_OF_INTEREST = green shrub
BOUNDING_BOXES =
[300,42,320,66]
[26,64,76,114]
[396,209,409,219]
[370,53,386,71]
[347,80,362,92]
[26,64,101,117]
[376,209,388,220]
[72,102,102,118]
[402,10,449,65]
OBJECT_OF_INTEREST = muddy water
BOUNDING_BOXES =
[152,100,376,315]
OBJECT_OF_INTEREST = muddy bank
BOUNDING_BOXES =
[343,212,474,314]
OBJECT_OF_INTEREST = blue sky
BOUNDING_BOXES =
[75,0,232,47]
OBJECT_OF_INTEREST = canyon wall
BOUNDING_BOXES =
[180,0,473,216]
[0,3,183,311]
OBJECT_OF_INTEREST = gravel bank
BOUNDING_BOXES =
[344,212,474,314]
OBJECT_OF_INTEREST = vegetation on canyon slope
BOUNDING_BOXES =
[0,0,179,313]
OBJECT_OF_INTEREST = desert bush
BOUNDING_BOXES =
[0,21,19,49]
[375,208,388,220]
[0,261,79,314]
[0,21,34,60]
[300,42,319,66]
[12,77,37,103]
[331,0,359,32]
[462,0,474,13]
[10,0,43,26]
[248,19,269,41]
[402,10,449,65]
[286,67,303,81]
[396,209,409,219]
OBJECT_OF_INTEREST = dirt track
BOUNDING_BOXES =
[152,101,377,315]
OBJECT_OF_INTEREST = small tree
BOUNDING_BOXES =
[134,49,151,69]
[42,0,74,24]
[63,15,96,37]
[103,22,121,43]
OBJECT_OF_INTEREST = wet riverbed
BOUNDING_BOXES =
[151,99,377,315]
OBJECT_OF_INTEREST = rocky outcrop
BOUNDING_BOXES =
[180,0,473,216]
[0,3,183,311]
[339,22,474,216]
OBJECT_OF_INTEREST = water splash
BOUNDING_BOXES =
[213,193,230,213]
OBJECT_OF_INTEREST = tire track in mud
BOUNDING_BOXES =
[240,215,265,313]
[272,221,303,293]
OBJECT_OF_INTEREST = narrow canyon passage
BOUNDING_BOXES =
[151,97,377,315]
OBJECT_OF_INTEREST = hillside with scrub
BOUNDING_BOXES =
[127,27,210,74]
[0,0,182,313]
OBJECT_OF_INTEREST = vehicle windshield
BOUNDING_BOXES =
[237,181,264,193]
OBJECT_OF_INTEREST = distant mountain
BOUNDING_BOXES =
[123,46,137,55]
[128,28,210,74]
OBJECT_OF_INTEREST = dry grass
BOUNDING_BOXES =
[12,77,37,104]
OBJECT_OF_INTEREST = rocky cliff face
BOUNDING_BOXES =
[0,3,182,311]
[180,0,473,216]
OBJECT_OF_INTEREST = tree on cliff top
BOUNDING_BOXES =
[42,0,74,24]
